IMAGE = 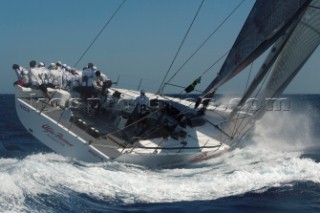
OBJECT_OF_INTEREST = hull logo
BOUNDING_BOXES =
[42,124,73,147]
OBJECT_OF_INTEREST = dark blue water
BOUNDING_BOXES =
[0,94,319,212]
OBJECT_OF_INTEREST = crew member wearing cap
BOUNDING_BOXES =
[28,60,51,100]
[38,61,50,85]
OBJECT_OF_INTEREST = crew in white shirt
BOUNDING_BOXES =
[28,60,51,99]
[92,70,110,93]
[48,63,63,88]
[38,61,50,85]
[135,89,150,115]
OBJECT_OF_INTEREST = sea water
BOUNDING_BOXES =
[0,94,319,212]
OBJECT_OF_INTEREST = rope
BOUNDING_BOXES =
[165,0,246,85]
[138,122,168,139]
[133,145,222,150]
[157,0,205,94]
[73,0,126,68]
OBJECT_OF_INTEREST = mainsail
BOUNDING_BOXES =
[202,0,311,97]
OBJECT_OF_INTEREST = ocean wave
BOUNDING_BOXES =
[0,95,320,211]
[0,142,319,212]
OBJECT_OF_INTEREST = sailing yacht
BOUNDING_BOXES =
[14,0,320,167]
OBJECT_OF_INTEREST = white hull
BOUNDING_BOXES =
[16,98,108,163]
[14,86,235,168]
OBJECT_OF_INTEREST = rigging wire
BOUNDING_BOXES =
[200,49,229,76]
[229,20,301,145]
[165,0,245,86]
[173,49,229,95]
[228,1,314,147]
[229,60,274,145]
[73,0,127,68]
[229,61,254,140]
[157,0,205,94]
[75,0,249,149]
[244,62,254,90]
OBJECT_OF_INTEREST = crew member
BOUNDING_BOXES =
[81,62,95,101]
[12,64,29,87]
[38,61,50,85]
[93,70,111,95]
[135,89,150,116]
[48,62,62,88]
[28,60,51,100]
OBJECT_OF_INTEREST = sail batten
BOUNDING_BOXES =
[202,0,312,97]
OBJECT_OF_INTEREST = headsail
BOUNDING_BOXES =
[202,0,311,97]
[257,0,320,111]
[228,24,296,119]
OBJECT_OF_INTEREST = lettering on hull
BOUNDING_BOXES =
[42,124,74,147]
[20,104,30,112]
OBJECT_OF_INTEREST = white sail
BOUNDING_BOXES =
[257,0,320,117]
[228,27,295,120]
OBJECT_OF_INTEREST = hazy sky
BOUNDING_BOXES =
[1,0,319,94]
